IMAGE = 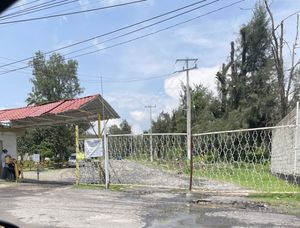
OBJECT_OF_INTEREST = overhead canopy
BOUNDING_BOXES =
[0,94,119,129]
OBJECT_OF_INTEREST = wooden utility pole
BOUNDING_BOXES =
[176,58,197,191]
[145,104,156,162]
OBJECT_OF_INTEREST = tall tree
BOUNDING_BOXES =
[18,52,83,162]
[264,0,300,117]
[27,51,83,104]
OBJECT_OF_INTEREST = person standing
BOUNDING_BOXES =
[1,149,9,179]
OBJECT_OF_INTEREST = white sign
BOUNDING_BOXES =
[32,154,40,163]
[84,139,103,159]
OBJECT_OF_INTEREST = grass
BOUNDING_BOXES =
[248,193,300,215]
[193,163,300,193]
[126,156,300,193]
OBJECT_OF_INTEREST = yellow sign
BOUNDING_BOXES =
[77,152,85,160]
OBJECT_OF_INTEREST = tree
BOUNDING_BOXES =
[27,51,83,104]
[264,0,300,117]
[108,120,132,134]
[216,2,277,128]
[152,112,174,133]
[238,3,276,127]
[17,52,83,162]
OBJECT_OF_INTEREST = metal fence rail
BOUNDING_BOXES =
[192,125,299,193]
[77,125,300,193]
[107,134,189,188]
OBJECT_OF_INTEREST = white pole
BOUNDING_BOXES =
[294,102,299,174]
[150,106,153,162]
[186,61,192,160]
[104,121,109,189]
[145,105,156,162]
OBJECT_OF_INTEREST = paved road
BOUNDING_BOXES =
[0,181,299,228]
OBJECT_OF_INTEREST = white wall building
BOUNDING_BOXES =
[0,129,23,172]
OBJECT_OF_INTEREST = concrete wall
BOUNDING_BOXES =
[0,132,17,170]
[0,132,17,157]
[271,107,300,176]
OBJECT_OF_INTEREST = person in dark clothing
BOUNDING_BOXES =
[1,149,9,179]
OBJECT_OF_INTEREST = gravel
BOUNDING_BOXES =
[22,160,245,193]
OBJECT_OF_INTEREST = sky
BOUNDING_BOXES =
[0,0,300,133]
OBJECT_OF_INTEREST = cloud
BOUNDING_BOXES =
[164,66,219,100]
[130,110,146,121]
[131,124,143,134]
[78,0,92,10]
[59,16,69,25]
[104,0,131,4]
[92,38,106,51]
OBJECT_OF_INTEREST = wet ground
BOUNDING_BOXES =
[0,181,299,228]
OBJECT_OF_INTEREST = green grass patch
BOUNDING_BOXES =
[248,193,300,215]
[193,163,300,193]
[118,155,300,193]
[127,157,300,193]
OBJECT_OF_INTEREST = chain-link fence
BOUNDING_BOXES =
[77,125,300,193]
[107,133,189,188]
[193,125,299,193]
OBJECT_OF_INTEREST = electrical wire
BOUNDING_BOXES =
[0,0,210,70]
[68,0,245,59]
[0,0,79,21]
[64,0,220,56]
[5,0,41,11]
[0,0,244,76]
[82,73,174,83]
[0,0,146,25]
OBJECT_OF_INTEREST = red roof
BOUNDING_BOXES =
[0,95,97,121]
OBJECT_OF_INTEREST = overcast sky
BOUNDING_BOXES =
[0,0,300,133]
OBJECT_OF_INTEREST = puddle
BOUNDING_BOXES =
[147,214,211,228]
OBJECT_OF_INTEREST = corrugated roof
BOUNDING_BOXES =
[0,94,119,128]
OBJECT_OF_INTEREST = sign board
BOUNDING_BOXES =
[77,152,85,160]
[84,138,103,159]
[32,154,40,163]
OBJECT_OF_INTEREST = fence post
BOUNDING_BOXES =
[294,102,299,174]
[75,125,79,185]
[104,122,110,189]
[189,135,193,191]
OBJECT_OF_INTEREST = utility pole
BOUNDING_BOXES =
[175,58,198,160]
[145,104,156,162]
[100,76,109,189]
[176,58,197,192]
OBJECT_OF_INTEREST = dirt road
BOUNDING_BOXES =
[0,181,299,228]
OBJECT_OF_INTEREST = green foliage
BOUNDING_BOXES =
[27,51,83,104]
[17,52,83,162]
[108,120,132,134]
[151,2,284,134]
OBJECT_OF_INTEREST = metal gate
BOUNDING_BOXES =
[105,125,300,193]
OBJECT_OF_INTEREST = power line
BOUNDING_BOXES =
[5,0,41,11]
[0,0,146,25]
[64,0,219,56]
[41,0,106,17]
[0,0,211,70]
[0,0,244,75]
[0,0,79,21]
[81,73,174,83]
[0,0,19,14]
[68,0,245,59]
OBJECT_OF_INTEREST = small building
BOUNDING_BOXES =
[0,94,119,175]
[0,129,23,159]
